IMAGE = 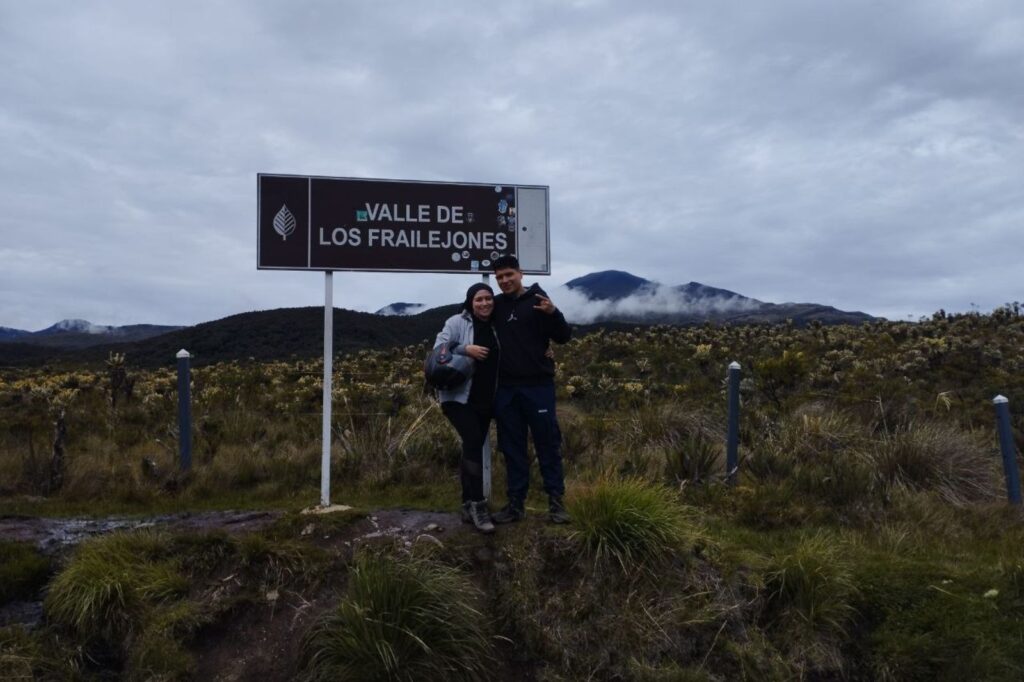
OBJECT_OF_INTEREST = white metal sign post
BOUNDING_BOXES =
[258,174,550,507]
[321,272,333,506]
[480,273,493,501]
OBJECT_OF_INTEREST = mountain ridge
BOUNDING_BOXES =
[0,319,182,349]
[561,270,869,326]
[0,271,874,367]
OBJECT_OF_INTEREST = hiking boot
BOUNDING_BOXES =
[462,500,495,534]
[491,500,526,524]
[548,495,571,524]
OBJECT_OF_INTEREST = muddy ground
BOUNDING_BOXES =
[190,508,474,681]
[0,510,286,555]
[2,507,485,680]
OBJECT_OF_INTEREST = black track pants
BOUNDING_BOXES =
[441,401,492,503]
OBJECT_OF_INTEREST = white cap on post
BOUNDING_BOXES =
[993,395,1009,404]
[176,349,191,359]
[729,361,741,370]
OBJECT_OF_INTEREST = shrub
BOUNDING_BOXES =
[301,553,492,681]
[570,477,694,573]
[748,408,876,509]
[334,401,441,485]
[662,428,723,486]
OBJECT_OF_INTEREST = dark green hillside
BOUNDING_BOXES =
[0,342,54,366]
[1,305,462,368]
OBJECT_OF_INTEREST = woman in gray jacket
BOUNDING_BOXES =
[434,283,499,534]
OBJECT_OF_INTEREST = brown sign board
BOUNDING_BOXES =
[257,174,550,274]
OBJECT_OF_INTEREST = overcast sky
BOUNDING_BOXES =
[2,0,1023,331]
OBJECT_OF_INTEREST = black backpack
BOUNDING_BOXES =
[424,341,475,390]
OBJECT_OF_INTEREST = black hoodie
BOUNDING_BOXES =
[492,283,572,386]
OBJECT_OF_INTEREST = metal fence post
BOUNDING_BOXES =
[726,361,741,485]
[176,349,192,471]
[993,395,1022,505]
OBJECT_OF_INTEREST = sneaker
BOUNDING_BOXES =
[491,501,526,524]
[548,495,571,524]
[462,500,495,534]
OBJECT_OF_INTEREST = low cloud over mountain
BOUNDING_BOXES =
[553,271,871,326]
[375,303,427,317]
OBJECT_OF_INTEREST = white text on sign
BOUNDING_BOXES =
[364,203,465,224]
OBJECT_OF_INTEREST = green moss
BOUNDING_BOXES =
[852,550,1024,681]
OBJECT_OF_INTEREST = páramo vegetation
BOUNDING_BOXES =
[2,305,1024,680]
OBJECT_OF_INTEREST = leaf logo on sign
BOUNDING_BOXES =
[273,205,296,241]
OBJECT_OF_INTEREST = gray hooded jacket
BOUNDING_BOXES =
[433,311,477,404]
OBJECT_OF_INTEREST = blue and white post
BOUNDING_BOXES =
[993,395,1022,505]
[726,361,741,485]
[176,349,192,471]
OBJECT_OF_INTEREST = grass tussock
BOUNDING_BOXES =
[301,552,492,682]
[873,421,1000,505]
[44,530,186,646]
[765,532,858,637]
[570,477,698,574]
[38,526,329,680]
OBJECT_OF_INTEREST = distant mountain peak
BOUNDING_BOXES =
[564,271,654,301]
[41,319,113,335]
[376,302,427,317]
[558,270,869,326]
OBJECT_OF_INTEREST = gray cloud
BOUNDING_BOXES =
[2,1,1023,331]
[552,283,761,325]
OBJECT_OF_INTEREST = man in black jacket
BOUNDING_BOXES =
[489,256,573,524]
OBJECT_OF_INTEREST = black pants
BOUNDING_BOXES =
[441,401,491,503]
[495,384,564,501]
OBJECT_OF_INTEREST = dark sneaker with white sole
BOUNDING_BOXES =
[491,501,526,524]
[548,495,571,524]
